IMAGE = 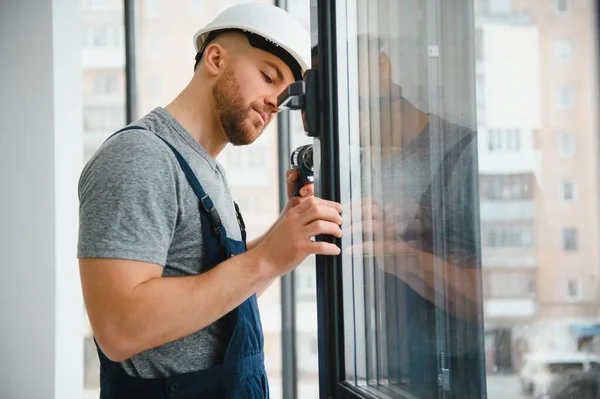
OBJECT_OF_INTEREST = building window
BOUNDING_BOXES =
[557,86,574,109]
[558,132,575,158]
[485,224,534,248]
[85,25,123,48]
[480,174,532,200]
[566,278,581,300]
[488,128,521,152]
[554,39,573,62]
[93,76,120,95]
[561,181,576,202]
[295,265,317,300]
[563,228,578,251]
[555,0,571,15]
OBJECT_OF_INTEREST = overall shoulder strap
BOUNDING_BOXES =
[107,125,246,243]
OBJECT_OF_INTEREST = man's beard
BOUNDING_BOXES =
[212,67,264,146]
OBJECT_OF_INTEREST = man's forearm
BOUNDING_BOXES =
[103,250,272,362]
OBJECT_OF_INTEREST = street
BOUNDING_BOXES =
[487,375,528,399]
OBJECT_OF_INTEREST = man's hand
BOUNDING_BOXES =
[342,196,481,320]
[247,169,314,252]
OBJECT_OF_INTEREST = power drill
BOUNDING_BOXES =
[290,144,314,197]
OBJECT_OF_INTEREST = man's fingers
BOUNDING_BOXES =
[294,197,343,215]
[308,240,341,256]
[305,220,343,239]
[300,204,343,226]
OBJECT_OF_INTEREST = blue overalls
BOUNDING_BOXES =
[95,126,269,399]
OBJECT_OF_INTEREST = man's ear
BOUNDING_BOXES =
[202,43,226,76]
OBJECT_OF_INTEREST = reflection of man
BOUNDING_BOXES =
[349,36,485,398]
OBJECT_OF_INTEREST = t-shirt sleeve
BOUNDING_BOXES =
[77,131,178,266]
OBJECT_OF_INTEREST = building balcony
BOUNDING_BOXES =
[480,199,535,222]
[484,298,537,319]
[482,247,536,268]
[82,47,125,69]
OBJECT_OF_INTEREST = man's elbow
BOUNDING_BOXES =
[94,326,137,363]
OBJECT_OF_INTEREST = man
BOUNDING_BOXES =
[78,4,342,398]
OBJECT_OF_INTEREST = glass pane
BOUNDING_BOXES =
[80,0,126,395]
[477,1,600,399]
[286,2,319,398]
[335,0,486,398]
[333,0,599,398]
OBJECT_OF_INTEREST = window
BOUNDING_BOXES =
[488,128,521,152]
[92,75,120,95]
[485,224,534,248]
[554,39,573,62]
[559,132,576,158]
[557,85,575,109]
[556,0,572,15]
[480,174,533,200]
[295,264,317,300]
[563,228,579,251]
[566,278,581,300]
[561,180,577,202]
[85,25,123,48]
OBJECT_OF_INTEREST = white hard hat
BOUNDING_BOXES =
[193,3,311,81]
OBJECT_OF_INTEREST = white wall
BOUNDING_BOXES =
[0,1,84,398]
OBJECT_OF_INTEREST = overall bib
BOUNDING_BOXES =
[95,126,269,399]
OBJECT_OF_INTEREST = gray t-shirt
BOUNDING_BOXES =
[78,107,242,377]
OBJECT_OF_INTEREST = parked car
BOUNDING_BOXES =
[536,370,600,399]
[520,352,600,396]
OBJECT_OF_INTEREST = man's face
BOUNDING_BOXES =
[212,48,295,146]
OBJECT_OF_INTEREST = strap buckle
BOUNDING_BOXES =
[200,195,223,235]
[234,202,247,241]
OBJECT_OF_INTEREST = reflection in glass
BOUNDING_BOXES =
[333,0,599,398]
[336,1,486,398]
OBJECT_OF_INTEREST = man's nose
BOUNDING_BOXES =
[265,94,279,114]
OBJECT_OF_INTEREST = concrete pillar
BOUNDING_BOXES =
[0,0,84,398]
